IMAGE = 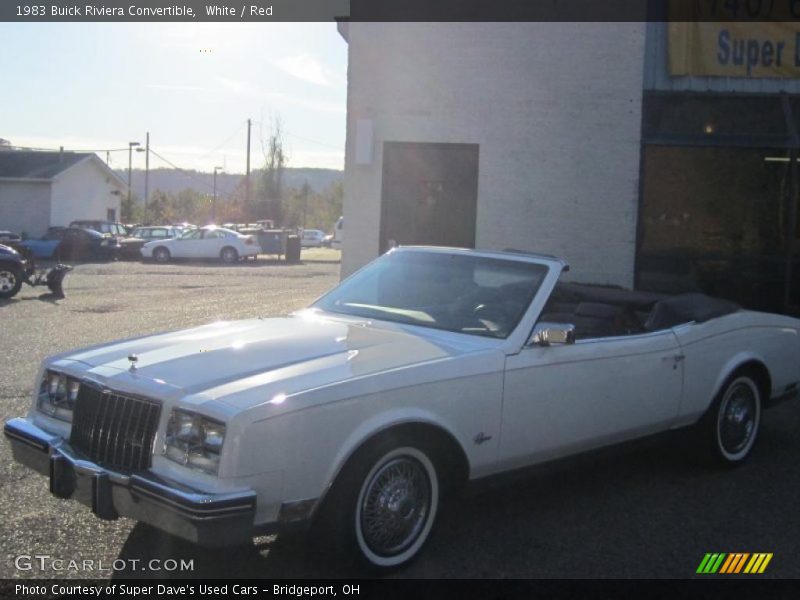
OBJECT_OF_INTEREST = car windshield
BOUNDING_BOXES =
[312,250,548,339]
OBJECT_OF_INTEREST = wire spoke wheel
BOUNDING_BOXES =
[359,457,430,556]
[352,446,439,568]
[714,376,761,463]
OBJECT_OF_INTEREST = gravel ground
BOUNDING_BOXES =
[1,250,799,579]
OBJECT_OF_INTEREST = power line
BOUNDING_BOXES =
[148,148,224,194]
[5,145,130,153]
[200,121,247,158]
[251,119,342,151]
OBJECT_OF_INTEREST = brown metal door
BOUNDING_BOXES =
[380,142,479,252]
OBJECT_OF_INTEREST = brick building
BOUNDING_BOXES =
[338,22,800,314]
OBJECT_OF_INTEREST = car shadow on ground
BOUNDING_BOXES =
[112,526,352,579]
[111,434,709,579]
[136,258,300,268]
[0,292,63,306]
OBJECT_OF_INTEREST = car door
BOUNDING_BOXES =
[172,229,202,257]
[41,229,64,258]
[58,228,82,260]
[499,329,684,471]
[201,229,226,257]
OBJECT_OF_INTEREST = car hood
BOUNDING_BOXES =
[0,243,21,257]
[50,311,496,410]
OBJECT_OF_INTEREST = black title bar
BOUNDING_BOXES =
[5,1,800,23]
[3,579,800,600]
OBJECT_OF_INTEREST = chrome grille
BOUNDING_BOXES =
[69,383,161,472]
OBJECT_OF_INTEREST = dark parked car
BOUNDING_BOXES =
[0,243,31,299]
[56,227,120,262]
[118,226,183,260]
[69,220,129,237]
[0,230,22,243]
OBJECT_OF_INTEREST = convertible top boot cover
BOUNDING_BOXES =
[645,293,740,331]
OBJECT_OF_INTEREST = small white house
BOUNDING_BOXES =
[0,150,126,238]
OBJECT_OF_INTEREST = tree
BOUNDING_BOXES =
[281,178,343,231]
[121,192,143,223]
[145,190,176,224]
[253,115,288,224]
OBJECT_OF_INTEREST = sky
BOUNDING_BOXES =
[0,22,347,173]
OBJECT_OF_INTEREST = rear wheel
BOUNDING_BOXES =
[700,374,761,467]
[0,265,23,299]
[153,247,171,264]
[221,247,239,264]
[316,437,440,570]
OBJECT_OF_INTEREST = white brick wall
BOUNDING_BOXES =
[342,23,646,287]
[51,158,123,227]
[0,181,51,238]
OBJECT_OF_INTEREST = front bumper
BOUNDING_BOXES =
[4,417,257,547]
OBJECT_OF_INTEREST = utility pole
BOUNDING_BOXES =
[213,166,223,224]
[301,179,310,229]
[127,141,140,211]
[245,118,251,210]
[144,132,150,223]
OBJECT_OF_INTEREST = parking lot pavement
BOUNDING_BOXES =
[1,252,799,579]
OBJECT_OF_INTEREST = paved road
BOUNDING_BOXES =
[1,255,798,579]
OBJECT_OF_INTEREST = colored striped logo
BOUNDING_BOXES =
[696,553,773,574]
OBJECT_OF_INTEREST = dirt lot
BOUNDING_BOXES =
[1,250,799,579]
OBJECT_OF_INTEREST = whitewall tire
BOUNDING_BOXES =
[353,447,439,568]
[714,376,761,463]
[316,438,442,570]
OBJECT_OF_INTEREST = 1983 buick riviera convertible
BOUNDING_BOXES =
[5,247,800,568]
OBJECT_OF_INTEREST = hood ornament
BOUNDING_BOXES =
[128,354,138,371]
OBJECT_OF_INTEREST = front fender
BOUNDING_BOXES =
[319,407,467,500]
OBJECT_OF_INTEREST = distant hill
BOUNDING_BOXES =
[120,167,342,199]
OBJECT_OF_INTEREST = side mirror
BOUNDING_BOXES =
[528,323,576,347]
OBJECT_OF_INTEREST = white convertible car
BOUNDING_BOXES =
[5,247,799,568]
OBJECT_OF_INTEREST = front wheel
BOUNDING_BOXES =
[0,265,23,299]
[153,247,171,264]
[701,374,761,467]
[318,441,440,570]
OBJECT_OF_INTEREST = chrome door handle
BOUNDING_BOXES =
[662,354,685,363]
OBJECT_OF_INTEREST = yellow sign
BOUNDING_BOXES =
[669,22,800,78]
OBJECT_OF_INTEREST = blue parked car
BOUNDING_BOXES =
[22,227,119,261]
[21,227,64,259]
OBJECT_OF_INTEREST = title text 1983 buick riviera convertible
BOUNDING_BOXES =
[5,247,800,568]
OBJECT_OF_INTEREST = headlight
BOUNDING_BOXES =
[37,370,79,422]
[164,409,226,475]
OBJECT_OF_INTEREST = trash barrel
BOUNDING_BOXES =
[285,235,301,263]
[257,230,283,257]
